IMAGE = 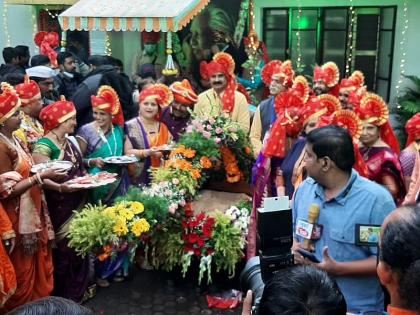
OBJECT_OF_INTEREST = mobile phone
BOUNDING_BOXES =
[296,248,320,263]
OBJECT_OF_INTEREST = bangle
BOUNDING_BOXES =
[87,159,92,167]
[35,173,43,185]
[28,176,33,186]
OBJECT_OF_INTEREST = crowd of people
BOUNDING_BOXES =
[0,37,419,315]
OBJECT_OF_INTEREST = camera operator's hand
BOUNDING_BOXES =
[241,290,253,315]
[317,246,340,276]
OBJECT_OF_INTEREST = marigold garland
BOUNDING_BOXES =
[220,146,242,183]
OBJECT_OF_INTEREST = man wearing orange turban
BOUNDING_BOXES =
[195,52,250,133]
[14,75,44,150]
[160,79,197,142]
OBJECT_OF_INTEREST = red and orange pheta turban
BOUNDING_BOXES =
[34,31,59,68]
[15,75,41,107]
[405,113,420,147]
[39,96,76,132]
[169,80,197,107]
[356,92,400,154]
[139,84,174,108]
[91,85,124,127]
[329,109,369,177]
[261,60,295,88]
[314,62,340,90]
[200,52,237,113]
[0,82,21,124]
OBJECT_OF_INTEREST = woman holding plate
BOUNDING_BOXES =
[76,85,129,205]
[0,83,66,311]
[32,96,91,303]
[124,84,173,185]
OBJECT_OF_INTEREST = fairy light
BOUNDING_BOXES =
[345,1,356,76]
[44,6,59,19]
[296,5,303,72]
[3,0,11,46]
[396,0,409,99]
[105,32,112,56]
[32,9,38,53]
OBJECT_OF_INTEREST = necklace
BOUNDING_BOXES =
[50,130,66,148]
[96,125,117,156]
[362,147,372,161]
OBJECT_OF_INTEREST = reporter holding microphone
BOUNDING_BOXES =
[292,126,395,314]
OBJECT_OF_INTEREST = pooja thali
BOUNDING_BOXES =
[65,172,118,189]
[31,161,73,173]
[103,155,138,164]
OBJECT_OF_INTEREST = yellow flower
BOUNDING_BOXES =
[113,218,128,236]
[115,203,127,214]
[130,201,144,215]
[119,208,134,221]
[131,218,150,237]
[103,206,116,217]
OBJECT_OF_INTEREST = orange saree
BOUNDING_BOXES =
[0,140,54,313]
[125,118,171,185]
[0,201,16,311]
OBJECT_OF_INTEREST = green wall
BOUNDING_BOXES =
[254,0,420,105]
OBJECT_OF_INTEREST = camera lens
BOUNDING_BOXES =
[240,256,265,309]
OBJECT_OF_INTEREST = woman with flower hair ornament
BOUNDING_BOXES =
[125,84,173,185]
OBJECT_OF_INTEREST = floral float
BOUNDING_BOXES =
[68,114,254,283]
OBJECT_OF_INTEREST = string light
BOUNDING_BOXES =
[296,4,303,72]
[396,0,409,99]
[32,9,38,53]
[3,0,11,46]
[43,4,60,19]
[345,0,356,76]
[105,32,112,56]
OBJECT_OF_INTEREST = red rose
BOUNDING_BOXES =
[202,226,212,238]
[188,233,199,244]
[206,248,214,255]
[194,249,202,257]
[197,237,206,247]
[196,213,206,222]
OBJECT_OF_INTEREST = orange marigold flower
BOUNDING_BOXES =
[191,168,201,179]
[183,148,196,158]
[200,156,212,169]
[245,146,252,155]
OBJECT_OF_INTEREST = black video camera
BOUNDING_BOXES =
[240,196,294,314]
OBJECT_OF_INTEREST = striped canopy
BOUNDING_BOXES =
[6,0,76,4]
[58,0,210,32]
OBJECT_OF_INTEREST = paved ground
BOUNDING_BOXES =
[84,266,243,315]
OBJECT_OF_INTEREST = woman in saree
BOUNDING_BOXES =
[399,113,420,190]
[0,83,65,312]
[124,84,173,185]
[0,196,16,309]
[76,85,129,205]
[357,93,406,205]
[32,97,90,303]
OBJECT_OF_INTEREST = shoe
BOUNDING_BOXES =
[96,278,110,288]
